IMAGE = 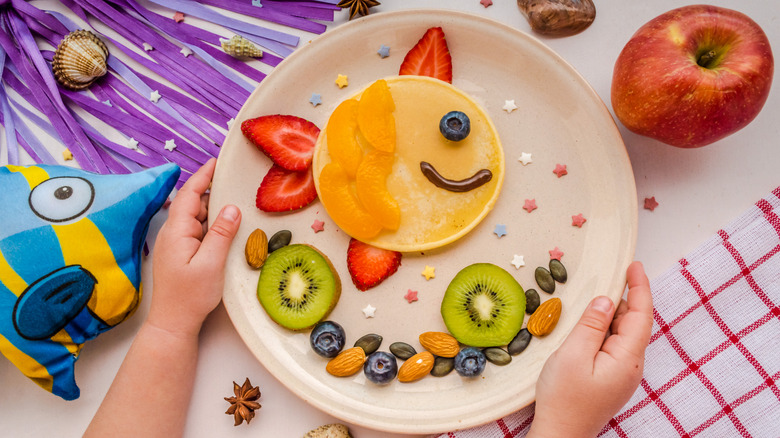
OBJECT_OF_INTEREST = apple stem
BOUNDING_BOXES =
[697,50,718,69]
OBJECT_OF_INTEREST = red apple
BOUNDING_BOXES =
[611,5,773,148]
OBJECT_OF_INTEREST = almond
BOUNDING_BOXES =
[419,331,459,358]
[527,297,562,336]
[245,228,268,269]
[398,351,434,383]
[326,347,366,377]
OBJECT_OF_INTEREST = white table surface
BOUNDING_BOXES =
[2,0,779,437]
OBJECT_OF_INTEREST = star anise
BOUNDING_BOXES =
[338,0,380,20]
[224,378,261,426]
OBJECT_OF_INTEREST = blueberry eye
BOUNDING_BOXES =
[29,177,94,222]
[439,111,471,142]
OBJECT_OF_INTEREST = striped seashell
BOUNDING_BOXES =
[220,35,263,58]
[52,30,109,90]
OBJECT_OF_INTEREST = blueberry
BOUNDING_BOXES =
[439,111,471,141]
[363,351,398,385]
[310,321,346,358]
[454,347,487,377]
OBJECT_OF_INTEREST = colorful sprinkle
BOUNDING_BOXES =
[311,219,325,233]
[226,118,235,128]
[142,42,153,52]
[518,152,533,165]
[571,213,587,228]
[493,224,507,238]
[180,46,192,57]
[644,196,659,211]
[252,0,262,6]
[523,199,537,213]
[503,99,518,113]
[62,149,73,161]
[150,90,161,103]
[102,99,112,107]
[553,163,568,178]
[164,139,176,152]
[549,247,564,260]
[404,289,418,303]
[362,304,376,318]
[173,11,185,23]
[511,254,525,269]
[126,138,139,150]
[480,0,494,6]
[377,44,390,58]
[335,74,349,88]
[422,265,436,281]
[309,93,322,107]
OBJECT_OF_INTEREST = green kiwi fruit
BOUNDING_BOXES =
[257,244,341,330]
[440,263,525,347]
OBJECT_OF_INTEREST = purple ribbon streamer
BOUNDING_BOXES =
[198,0,329,34]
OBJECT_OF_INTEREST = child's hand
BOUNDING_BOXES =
[527,261,653,438]
[147,158,242,338]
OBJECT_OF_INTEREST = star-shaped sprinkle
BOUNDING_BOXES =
[572,213,587,228]
[309,93,322,107]
[173,11,185,22]
[523,199,537,213]
[226,118,235,128]
[493,224,507,238]
[102,99,112,107]
[150,90,161,103]
[143,42,153,51]
[404,289,418,303]
[644,196,659,211]
[549,247,564,260]
[311,219,325,233]
[422,265,436,281]
[377,44,390,58]
[480,0,493,7]
[164,139,177,152]
[180,46,192,57]
[252,0,262,6]
[62,149,73,161]
[511,254,525,269]
[362,304,376,318]
[503,99,518,113]
[518,152,533,165]
[126,138,139,150]
[553,163,568,178]
[335,74,349,88]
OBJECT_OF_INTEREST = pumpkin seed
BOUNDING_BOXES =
[354,333,382,355]
[507,329,532,355]
[549,259,567,283]
[525,289,541,314]
[268,230,292,253]
[431,356,455,377]
[535,266,556,294]
[484,347,512,366]
[389,342,417,360]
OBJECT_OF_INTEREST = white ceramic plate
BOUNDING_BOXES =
[210,9,636,434]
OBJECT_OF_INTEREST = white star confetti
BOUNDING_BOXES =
[143,42,153,51]
[126,138,139,150]
[518,152,533,165]
[150,90,161,103]
[362,304,376,318]
[511,254,525,269]
[503,99,518,113]
[180,46,192,57]
[226,118,235,128]
[164,139,177,152]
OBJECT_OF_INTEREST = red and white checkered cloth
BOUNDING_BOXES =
[437,187,780,438]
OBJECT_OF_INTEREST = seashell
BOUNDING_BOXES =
[517,0,596,37]
[220,35,263,58]
[52,30,109,90]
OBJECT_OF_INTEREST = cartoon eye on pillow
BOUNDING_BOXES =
[0,163,179,400]
[312,76,505,251]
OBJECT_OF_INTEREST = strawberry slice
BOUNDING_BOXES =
[346,238,402,291]
[241,115,320,171]
[256,164,317,212]
[399,27,452,84]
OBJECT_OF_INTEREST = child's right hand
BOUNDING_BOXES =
[527,261,653,438]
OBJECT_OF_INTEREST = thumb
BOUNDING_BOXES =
[559,296,615,358]
[198,204,241,268]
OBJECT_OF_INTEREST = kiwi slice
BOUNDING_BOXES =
[257,244,341,330]
[440,263,525,347]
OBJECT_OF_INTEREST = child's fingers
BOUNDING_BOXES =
[604,262,654,362]
[169,158,216,222]
[194,205,241,270]
[557,295,616,363]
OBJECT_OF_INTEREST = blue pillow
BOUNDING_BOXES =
[0,163,179,400]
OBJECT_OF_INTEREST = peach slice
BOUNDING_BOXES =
[356,150,401,230]
[357,79,395,153]
[318,162,383,240]
[326,99,362,178]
